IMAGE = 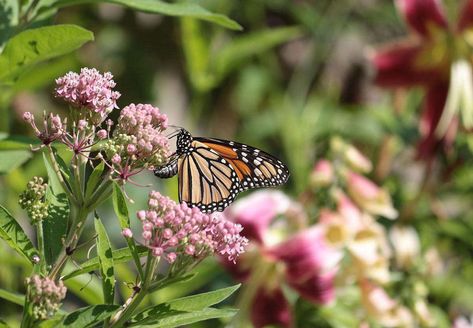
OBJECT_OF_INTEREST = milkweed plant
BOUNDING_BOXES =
[9,68,249,327]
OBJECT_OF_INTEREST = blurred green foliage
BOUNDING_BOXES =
[1,0,473,327]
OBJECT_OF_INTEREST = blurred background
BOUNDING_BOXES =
[1,0,473,327]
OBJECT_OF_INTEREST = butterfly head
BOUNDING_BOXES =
[176,128,193,154]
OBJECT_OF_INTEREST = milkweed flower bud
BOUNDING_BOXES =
[19,177,49,223]
[97,129,108,139]
[138,191,248,265]
[26,275,67,320]
[55,68,120,122]
[100,104,170,182]
[122,228,133,238]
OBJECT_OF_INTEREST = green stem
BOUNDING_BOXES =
[227,260,273,328]
[48,205,88,280]
[36,221,46,274]
[46,146,78,205]
[109,253,159,328]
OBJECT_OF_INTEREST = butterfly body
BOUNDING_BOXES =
[155,128,289,213]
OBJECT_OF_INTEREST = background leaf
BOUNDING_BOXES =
[0,24,93,83]
[0,0,19,49]
[0,288,24,306]
[0,205,38,263]
[94,214,115,304]
[0,150,31,174]
[38,0,242,30]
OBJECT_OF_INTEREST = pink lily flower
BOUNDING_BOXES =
[223,191,342,328]
[372,0,473,158]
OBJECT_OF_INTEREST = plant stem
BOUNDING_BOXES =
[46,146,78,205]
[36,221,46,274]
[48,205,88,280]
[109,253,159,327]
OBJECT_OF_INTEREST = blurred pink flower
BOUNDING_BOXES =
[310,159,334,187]
[372,0,473,158]
[347,172,398,219]
[224,191,341,328]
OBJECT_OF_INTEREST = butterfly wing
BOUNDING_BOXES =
[178,140,240,213]
[194,137,290,192]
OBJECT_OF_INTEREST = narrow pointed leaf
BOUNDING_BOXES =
[55,304,119,328]
[214,27,303,79]
[62,245,148,280]
[132,284,240,324]
[0,205,38,263]
[94,214,115,304]
[130,308,238,327]
[85,162,104,199]
[112,183,143,278]
[0,25,94,83]
[0,288,25,306]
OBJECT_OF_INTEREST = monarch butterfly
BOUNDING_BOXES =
[154,128,289,213]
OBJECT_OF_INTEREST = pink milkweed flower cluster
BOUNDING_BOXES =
[372,0,473,158]
[101,103,170,182]
[135,191,248,266]
[223,190,342,328]
[55,67,120,123]
[26,275,67,320]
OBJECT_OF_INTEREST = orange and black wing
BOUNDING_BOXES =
[194,137,289,192]
[178,140,240,213]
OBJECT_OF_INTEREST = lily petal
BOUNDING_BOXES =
[225,190,291,244]
[396,0,448,37]
[417,80,457,158]
[288,271,336,305]
[268,227,341,281]
[251,287,292,328]
[458,0,473,31]
[373,40,442,87]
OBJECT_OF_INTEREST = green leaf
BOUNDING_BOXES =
[65,274,103,305]
[62,245,148,280]
[112,183,143,278]
[0,205,38,263]
[0,318,11,328]
[94,214,115,304]
[131,308,237,327]
[0,24,94,83]
[214,27,303,79]
[160,284,239,311]
[0,288,25,306]
[0,0,19,49]
[112,182,129,228]
[132,285,240,325]
[85,162,104,200]
[181,18,214,92]
[38,0,241,30]
[55,304,119,328]
[43,152,69,265]
[0,149,32,174]
[0,133,37,150]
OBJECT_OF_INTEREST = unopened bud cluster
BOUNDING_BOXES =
[137,191,248,266]
[19,177,48,223]
[101,104,170,181]
[26,275,67,320]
